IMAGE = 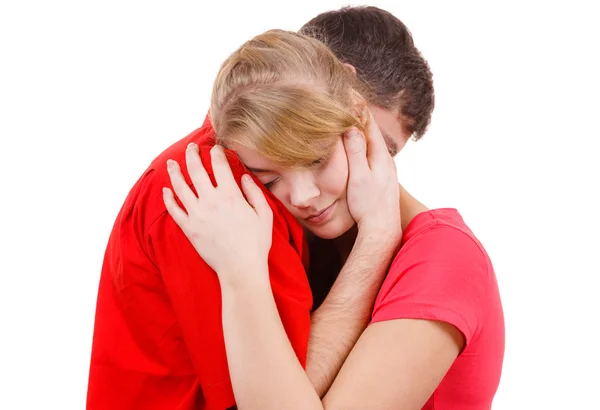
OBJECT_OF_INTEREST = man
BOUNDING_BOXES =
[87,6,433,410]
[302,6,434,155]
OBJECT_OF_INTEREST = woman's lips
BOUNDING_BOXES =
[305,201,337,225]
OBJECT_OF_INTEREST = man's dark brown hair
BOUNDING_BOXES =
[300,6,434,140]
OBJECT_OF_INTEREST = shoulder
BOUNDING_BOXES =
[373,209,496,342]
[127,124,248,233]
[380,218,491,308]
[391,209,490,280]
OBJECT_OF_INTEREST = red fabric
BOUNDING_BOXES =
[371,208,505,410]
[87,118,312,410]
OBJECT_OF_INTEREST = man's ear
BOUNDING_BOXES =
[343,63,357,76]
[349,88,369,127]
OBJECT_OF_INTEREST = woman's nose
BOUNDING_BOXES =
[289,175,320,209]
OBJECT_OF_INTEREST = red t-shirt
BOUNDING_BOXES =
[87,118,312,410]
[371,208,505,410]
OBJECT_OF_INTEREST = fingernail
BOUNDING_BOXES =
[167,159,175,170]
[187,142,197,151]
[345,128,359,139]
[162,187,169,196]
[242,174,252,183]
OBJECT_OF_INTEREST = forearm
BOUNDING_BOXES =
[306,229,401,396]
[220,271,323,410]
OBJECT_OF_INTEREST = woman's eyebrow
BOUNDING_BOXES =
[245,166,272,173]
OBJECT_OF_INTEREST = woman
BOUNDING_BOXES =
[163,30,504,409]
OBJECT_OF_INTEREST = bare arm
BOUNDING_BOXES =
[306,229,399,396]
[221,274,462,410]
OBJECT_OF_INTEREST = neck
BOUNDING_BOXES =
[399,184,429,232]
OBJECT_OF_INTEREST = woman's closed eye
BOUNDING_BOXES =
[311,156,330,168]
[263,177,280,190]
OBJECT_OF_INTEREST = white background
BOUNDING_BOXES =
[1,1,599,409]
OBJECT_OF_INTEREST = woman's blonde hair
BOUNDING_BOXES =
[209,29,368,168]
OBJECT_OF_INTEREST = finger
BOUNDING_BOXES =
[241,174,272,220]
[211,145,239,192]
[343,127,371,174]
[364,109,390,161]
[167,159,199,209]
[185,143,213,196]
[162,187,189,228]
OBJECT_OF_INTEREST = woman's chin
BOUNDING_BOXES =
[304,218,354,240]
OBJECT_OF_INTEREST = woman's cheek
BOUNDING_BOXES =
[324,153,349,198]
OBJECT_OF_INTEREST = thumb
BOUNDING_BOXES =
[241,174,273,221]
[343,128,370,174]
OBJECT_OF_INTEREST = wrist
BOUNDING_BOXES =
[217,261,270,294]
[355,223,402,249]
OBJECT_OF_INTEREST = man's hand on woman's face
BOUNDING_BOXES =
[343,110,402,239]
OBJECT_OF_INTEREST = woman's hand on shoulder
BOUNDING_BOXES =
[162,143,273,287]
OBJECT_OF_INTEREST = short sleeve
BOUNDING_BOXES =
[371,225,490,346]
